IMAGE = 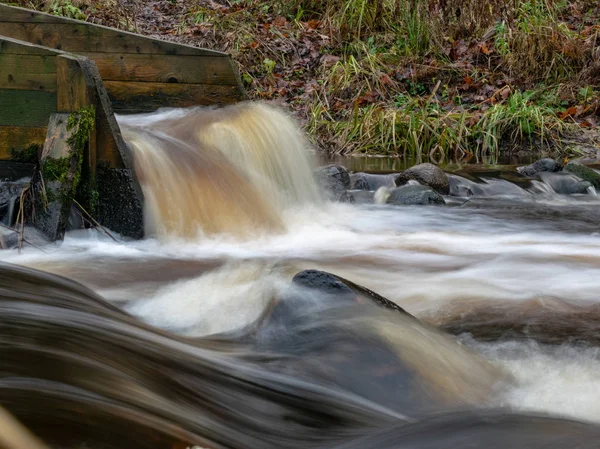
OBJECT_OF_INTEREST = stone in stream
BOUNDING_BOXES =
[0,181,26,224]
[395,163,449,194]
[315,164,355,203]
[516,158,562,177]
[383,184,445,206]
[564,161,600,190]
[538,172,592,194]
[292,269,413,317]
[350,172,396,191]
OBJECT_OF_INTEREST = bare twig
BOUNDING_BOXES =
[72,199,118,243]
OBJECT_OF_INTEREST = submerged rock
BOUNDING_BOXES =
[383,185,445,206]
[350,172,396,191]
[538,172,592,194]
[564,162,600,189]
[395,163,449,194]
[517,158,562,177]
[292,269,412,316]
[316,164,355,203]
[447,174,474,197]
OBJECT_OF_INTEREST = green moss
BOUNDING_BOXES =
[9,143,40,163]
[39,105,96,225]
[42,156,70,182]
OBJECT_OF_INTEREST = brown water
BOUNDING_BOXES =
[3,102,600,448]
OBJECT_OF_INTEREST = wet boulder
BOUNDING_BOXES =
[316,164,355,203]
[292,269,412,316]
[517,158,562,177]
[395,163,449,194]
[384,185,445,206]
[564,162,600,190]
[350,172,396,191]
[538,172,592,194]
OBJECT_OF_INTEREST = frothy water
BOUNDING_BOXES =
[3,102,600,446]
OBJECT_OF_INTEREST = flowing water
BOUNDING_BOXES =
[2,102,600,448]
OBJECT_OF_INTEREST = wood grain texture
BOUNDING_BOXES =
[0,89,57,127]
[105,81,242,112]
[0,5,227,56]
[0,125,47,159]
[56,55,94,111]
[0,35,59,55]
[87,53,239,85]
[0,53,57,91]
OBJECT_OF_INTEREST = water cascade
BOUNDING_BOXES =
[118,103,321,240]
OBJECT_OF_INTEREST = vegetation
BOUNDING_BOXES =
[8,0,600,160]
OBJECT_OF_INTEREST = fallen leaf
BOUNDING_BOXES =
[480,43,491,55]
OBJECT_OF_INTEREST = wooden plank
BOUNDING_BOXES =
[0,35,59,55]
[0,53,57,91]
[0,126,47,159]
[0,5,228,56]
[82,53,239,85]
[56,55,93,111]
[0,89,57,127]
[104,81,242,112]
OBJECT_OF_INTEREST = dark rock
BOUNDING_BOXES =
[564,162,600,190]
[386,185,445,205]
[315,164,355,203]
[517,158,562,177]
[292,269,413,317]
[0,180,26,224]
[350,172,396,191]
[395,163,449,194]
[97,168,145,239]
[538,172,592,194]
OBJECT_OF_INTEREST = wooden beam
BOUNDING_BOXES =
[0,89,57,127]
[87,53,239,85]
[0,35,58,55]
[105,81,242,112]
[56,55,94,111]
[0,126,47,159]
[0,5,228,57]
[0,53,57,91]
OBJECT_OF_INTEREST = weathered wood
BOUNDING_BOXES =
[0,89,57,127]
[87,53,239,85]
[56,55,94,111]
[0,126,47,159]
[0,53,57,91]
[41,113,71,160]
[0,35,58,55]
[0,6,228,56]
[105,81,242,112]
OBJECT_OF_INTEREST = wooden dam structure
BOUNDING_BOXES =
[0,4,246,239]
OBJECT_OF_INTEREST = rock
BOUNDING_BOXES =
[350,190,375,204]
[516,158,562,177]
[385,185,445,205]
[292,269,412,316]
[350,172,396,191]
[564,162,600,189]
[395,163,449,194]
[0,181,23,224]
[448,174,474,197]
[315,164,355,203]
[538,172,592,194]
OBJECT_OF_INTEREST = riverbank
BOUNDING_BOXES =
[6,0,600,159]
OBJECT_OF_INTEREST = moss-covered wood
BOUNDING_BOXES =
[36,107,95,240]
